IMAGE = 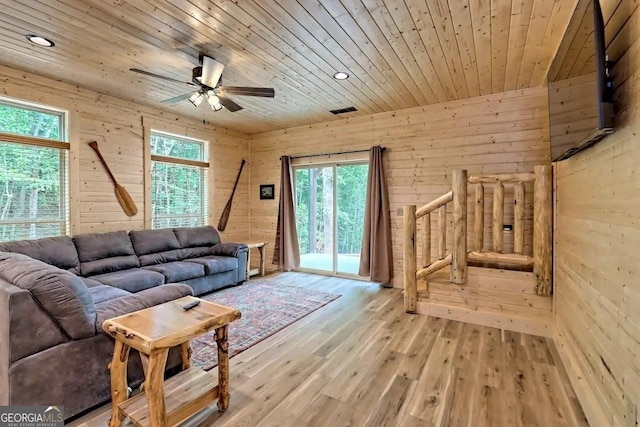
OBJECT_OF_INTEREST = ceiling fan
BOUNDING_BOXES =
[130,55,275,112]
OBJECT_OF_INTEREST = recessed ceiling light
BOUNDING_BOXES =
[333,71,349,80]
[25,34,55,47]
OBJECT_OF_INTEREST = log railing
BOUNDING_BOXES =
[404,170,467,312]
[469,171,535,268]
[403,166,552,313]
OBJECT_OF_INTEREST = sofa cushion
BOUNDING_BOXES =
[80,256,141,277]
[88,284,131,305]
[211,242,249,257]
[73,231,140,276]
[179,247,214,260]
[0,252,96,340]
[184,256,238,275]
[130,228,184,267]
[79,277,104,288]
[129,229,181,255]
[138,250,183,267]
[95,284,193,330]
[90,268,165,293]
[143,261,205,282]
[0,236,79,273]
[173,226,220,248]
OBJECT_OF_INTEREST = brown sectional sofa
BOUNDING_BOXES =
[0,226,248,419]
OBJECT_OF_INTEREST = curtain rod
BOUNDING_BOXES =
[280,146,385,161]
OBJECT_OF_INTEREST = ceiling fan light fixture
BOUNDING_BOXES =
[206,91,220,106]
[188,92,204,107]
[333,71,349,80]
[25,34,55,47]
[131,57,272,113]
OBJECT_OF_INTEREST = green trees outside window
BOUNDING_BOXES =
[295,163,369,274]
[150,132,208,229]
[0,101,67,241]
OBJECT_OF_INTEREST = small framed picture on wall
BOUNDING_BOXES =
[260,184,275,200]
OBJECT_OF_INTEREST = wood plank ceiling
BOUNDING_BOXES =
[0,0,579,134]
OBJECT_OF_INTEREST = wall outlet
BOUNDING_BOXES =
[397,208,403,216]
[503,224,513,231]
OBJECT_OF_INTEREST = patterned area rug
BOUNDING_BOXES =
[191,279,341,370]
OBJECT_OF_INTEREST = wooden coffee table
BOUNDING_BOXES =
[103,296,241,427]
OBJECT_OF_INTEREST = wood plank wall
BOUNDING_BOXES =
[249,86,550,287]
[419,266,553,337]
[553,0,640,425]
[0,65,249,241]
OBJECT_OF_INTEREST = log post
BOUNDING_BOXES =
[514,182,525,255]
[403,205,417,313]
[451,170,467,284]
[474,183,484,251]
[145,349,170,427]
[108,341,130,427]
[180,341,192,371]
[534,165,552,296]
[216,325,230,411]
[422,213,431,267]
[437,205,447,259]
[492,182,504,253]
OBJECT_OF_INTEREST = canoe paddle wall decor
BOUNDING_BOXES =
[88,141,138,217]
[218,159,246,231]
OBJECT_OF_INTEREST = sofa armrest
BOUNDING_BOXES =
[211,242,248,257]
[211,243,248,284]
[95,283,193,332]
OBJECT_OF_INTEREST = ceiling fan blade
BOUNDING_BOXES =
[218,94,243,112]
[218,86,275,97]
[130,68,196,86]
[200,55,225,88]
[161,92,197,104]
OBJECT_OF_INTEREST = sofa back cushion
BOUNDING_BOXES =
[129,229,183,266]
[73,231,139,276]
[0,236,80,273]
[173,226,220,260]
[173,226,220,248]
[0,252,96,339]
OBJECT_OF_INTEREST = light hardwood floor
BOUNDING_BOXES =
[70,272,587,427]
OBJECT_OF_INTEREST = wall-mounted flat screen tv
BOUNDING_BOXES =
[548,0,614,161]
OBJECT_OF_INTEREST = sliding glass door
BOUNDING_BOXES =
[294,162,368,276]
[295,166,334,272]
[336,164,368,274]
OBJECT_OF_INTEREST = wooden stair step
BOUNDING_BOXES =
[416,299,553,337]
[418,291,552,318]
[417,265,551,336]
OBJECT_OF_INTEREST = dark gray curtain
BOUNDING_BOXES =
[359,146,393,286]
[272,156,300,271]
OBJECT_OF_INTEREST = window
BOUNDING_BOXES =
[150,131,209,229]
[0,98,68,241]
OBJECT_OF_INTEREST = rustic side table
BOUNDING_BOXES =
[244,241,268,279]
[103,296,241,427]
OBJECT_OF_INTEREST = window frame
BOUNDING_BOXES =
[147,128,211,230]
[0,96,70,240]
